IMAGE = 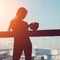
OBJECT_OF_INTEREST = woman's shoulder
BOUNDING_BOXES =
[10,18,17,23]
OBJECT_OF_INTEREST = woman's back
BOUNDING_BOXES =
[11,18,29,37]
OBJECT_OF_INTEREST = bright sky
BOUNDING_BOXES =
[0,0,60,50]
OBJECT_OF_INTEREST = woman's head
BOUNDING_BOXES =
[16,7,28,19]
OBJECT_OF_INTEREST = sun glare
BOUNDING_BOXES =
[0,2,6,16]
[0,0,17,31]
[0,0,27,31]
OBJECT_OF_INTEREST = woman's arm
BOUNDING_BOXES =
[8,21,12,31]
[8,20,13,31]
[8,24,11,31]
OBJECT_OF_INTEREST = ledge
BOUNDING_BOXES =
[0,29,60,38]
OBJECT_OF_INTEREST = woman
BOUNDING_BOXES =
[8,7,32,60]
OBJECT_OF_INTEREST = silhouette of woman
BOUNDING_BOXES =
[8,7,32,60]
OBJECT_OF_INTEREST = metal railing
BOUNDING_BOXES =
[0,29,60,37]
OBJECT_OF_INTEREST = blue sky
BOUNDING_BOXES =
[0,0,60,30]
[0,0,60,50]
[20,0,60,30]
[28,0,60,29]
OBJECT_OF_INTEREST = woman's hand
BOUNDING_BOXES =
[29,22,39,31]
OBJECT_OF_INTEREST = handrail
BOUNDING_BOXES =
[0,29,60,38]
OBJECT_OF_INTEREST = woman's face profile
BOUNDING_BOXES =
[16,7,27,19]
